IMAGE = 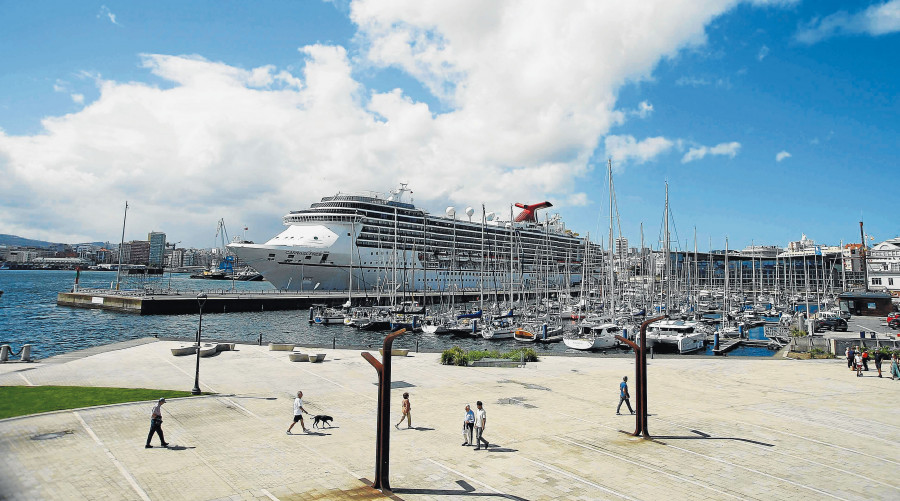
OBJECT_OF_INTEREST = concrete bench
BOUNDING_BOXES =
[468,358,521,368]
[269,343,295,351]
[379,348,409,357]
[289,353,309,362]
[170,346,197,356]
[310,353,326,363]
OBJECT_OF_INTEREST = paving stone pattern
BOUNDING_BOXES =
[0,340,898,500]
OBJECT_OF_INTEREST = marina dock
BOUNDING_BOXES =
[56,287,538,315]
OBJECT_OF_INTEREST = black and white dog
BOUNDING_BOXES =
[312,415,334,428]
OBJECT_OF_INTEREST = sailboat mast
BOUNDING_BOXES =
[115,201,128,291]
[608,159,615,321]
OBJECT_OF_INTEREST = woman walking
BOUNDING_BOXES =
[891,354,900,380]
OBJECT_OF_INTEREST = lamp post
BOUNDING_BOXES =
[191,293,208,395]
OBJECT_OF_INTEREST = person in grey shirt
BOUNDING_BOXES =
[474,401,489,450]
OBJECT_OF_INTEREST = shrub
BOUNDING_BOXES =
[440,346,538,365]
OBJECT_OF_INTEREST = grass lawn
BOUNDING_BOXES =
[0,386,198,419]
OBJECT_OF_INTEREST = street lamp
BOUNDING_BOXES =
[191,293,208,395]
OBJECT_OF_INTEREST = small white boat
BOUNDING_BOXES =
[563,322,620,351]
[643,319,706,354]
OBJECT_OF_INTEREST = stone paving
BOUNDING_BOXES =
[1,339,898,500]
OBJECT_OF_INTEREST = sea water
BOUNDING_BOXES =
[0,270,774,359]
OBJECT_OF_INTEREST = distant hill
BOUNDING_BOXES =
[0,234,71,248]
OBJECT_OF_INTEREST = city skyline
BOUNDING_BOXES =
[1,1,897,250]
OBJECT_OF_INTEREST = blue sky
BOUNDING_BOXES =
[0,0,897,250]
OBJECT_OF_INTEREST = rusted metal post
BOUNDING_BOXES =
[361,328,407,492]
[615,316,664,438]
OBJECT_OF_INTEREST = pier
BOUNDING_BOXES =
[56,287,556,315]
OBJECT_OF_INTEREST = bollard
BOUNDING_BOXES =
[333,337,336,350]
[258,333,262,346]
[713,332,719,351]
[0,345,9,362]
[416,340,419,353]
[21,344,32,362]
[650,347,654,359]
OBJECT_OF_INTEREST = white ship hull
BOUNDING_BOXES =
[229,187,588,292]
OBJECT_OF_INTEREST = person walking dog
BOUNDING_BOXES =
[287,390,311,434]
[617,376,634,415]
[145,398,169,448]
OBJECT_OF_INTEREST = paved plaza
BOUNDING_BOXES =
[0,339,898,500]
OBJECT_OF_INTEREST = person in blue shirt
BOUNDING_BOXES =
[617,376,634,415]
[461,404,475,446]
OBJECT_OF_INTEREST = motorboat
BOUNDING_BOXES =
[563,322,620,350]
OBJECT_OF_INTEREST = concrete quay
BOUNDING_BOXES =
[0,339,898,500]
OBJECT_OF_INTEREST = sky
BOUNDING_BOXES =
[0,0,897,251]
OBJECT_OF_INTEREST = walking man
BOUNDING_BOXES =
[145,398,169,448]
[395,392,411,429]
[474,401,489,450]
[617,376,634,415]
[461,404,475,446]
[874,350,884,378]
[287,390,310,434]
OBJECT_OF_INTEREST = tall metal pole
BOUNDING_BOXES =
[192,293,207,395]
[860,221,868,291]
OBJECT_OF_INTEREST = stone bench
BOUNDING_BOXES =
[269,343,295,351]
[171,346,197,356]
[379,348,409,357]
[468,358,521,368]
[289,353,309,362]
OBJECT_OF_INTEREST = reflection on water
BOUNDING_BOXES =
[0,270,772,359]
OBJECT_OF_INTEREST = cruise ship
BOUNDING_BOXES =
[227,184,591,291]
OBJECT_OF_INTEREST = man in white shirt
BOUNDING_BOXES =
[474,401,489,450]
[145,398,169,448]
[287,390,311,434]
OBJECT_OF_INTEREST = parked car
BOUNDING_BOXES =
[814,317,848,332]
[888,313,900,329]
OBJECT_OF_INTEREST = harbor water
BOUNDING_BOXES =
[0,270,776,359]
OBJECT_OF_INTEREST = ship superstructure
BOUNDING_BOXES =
[227,184,590,292]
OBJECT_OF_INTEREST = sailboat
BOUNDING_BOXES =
[565,160,623,351]
[642,182,707,353]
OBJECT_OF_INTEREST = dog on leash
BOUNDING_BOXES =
[312,415,333,428]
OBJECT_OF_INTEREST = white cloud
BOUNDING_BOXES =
[71,94,84,105]
[636,101,654,119]
[604,135,676,166]
[98,5,119,26]
[681,141,741,163]
[775,150,791,162]
[0,1,791,245]
[757,45,769,61]
[796,0,900,44]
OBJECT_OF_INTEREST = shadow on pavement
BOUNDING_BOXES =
[164,445,196,451]
[652,429,774,447]
[393,480,528,500]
